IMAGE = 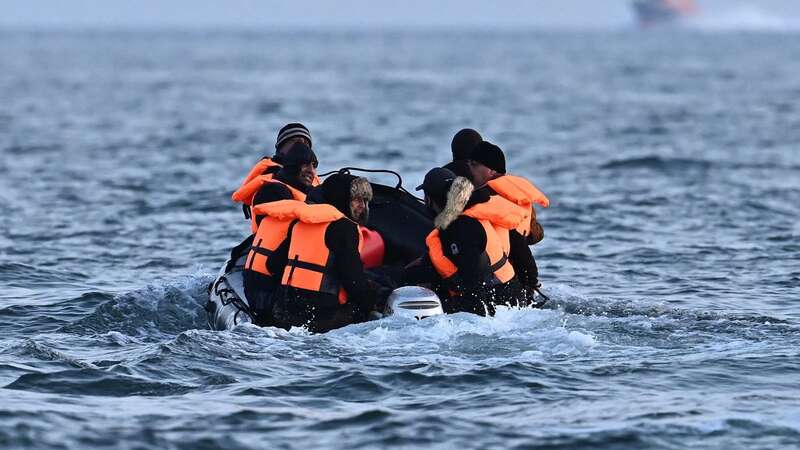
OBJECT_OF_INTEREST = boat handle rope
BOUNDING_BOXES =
[318,167,423,201]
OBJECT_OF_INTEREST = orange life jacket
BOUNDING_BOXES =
[244,200,306,277]
[233,177,307,233]
[425,197,523,292]
[239,157,282,190]
[236,158,321,194]
[280,204,364,305]
[487,174,549,237]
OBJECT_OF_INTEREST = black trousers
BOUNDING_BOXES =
[271,287,370,333]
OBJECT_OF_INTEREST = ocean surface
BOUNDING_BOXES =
[1,28,799,449]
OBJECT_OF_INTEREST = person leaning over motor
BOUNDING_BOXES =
[467,141,549,290]
[269,173,386,333]
[233,142,318,233]
[403,168,530,316]
[232,123,320,225]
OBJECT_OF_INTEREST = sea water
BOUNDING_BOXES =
[1,29,799,449]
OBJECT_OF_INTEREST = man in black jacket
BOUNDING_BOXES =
[270,173,385,332]
[467,141,545,291]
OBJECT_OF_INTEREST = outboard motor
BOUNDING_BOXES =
[384,286,444,319]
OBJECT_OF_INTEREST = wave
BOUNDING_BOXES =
[5,369,195,397]
[59,273,212,339]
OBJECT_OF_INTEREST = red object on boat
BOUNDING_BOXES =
[359,226,385,269]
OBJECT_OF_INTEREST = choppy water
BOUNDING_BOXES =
[1,29,799,449]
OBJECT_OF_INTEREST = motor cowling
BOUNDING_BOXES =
[384,286,444,319]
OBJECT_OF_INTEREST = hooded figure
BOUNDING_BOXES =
[404,168,532,315]
[269,173,382,333]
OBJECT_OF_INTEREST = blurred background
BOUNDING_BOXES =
[2,0,800,30]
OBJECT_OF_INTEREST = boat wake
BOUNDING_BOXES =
[45,271,796,359]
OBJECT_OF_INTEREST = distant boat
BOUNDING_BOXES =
[631,0,698,27]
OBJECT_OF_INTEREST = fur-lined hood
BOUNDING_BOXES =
[434,177,473,230]
[350,176,373,202]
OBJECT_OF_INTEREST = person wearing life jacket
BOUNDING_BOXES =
[242,199,306,327]
[233,123,317,221]
[442,128,483,177]
[233,142,318,232]
[468,141,549,291]
[403,168,531,316]
[270,173,385,333]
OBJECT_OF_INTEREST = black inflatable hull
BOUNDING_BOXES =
[366,183,434,266]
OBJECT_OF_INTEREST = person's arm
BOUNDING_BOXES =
[251,183,292,227]
[439,217,488,290]
[508,229,538,289]
[325,219,378,309]
[527,207,544,245]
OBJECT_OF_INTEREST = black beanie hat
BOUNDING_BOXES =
[281,142,318,168]
[275,123,312,150]
[470,141,506,174]
[451,128,483,161]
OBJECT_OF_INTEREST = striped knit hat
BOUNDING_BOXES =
[275,123,312,150]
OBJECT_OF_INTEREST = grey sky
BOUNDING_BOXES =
[1,0,798,29]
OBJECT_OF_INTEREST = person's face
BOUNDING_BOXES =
[277,136,311,156]
[468,160,495,187]
[297,161,317,187]
[350,197,369,225]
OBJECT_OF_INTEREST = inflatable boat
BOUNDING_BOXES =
[206,170,445,330]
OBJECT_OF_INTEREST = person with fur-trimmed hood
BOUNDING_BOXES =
[269,173,384,332]
[403,168,532,316]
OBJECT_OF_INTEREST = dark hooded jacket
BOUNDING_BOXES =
[270,174,381,332]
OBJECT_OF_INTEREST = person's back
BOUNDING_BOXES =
[406,168,530,315]
[271,174,382,333]
[468,141,549,290]
[243,199,307,326]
